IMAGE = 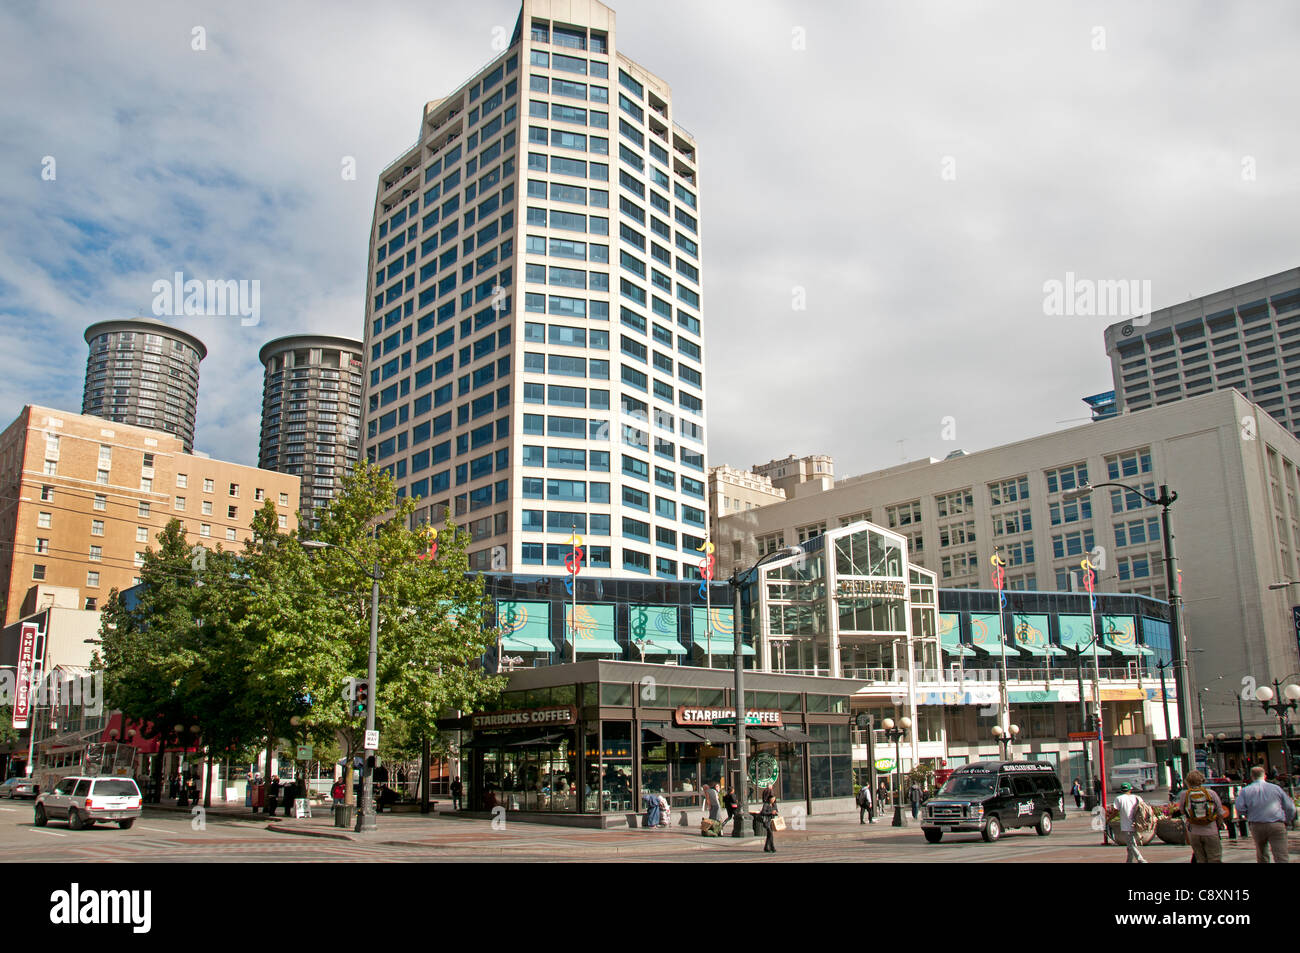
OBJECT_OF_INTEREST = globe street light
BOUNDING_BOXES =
[1255,677,1300,798]
[992,723,1020,760]
[882,716,912,827]
[301,538,383,833]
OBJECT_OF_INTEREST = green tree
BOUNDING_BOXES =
[307,463,505,760]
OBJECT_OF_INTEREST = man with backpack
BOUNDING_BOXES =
[857,783,874,824]
[1173,769,1225,863]
[1114,782,1151,863]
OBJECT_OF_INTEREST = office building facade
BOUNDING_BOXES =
[716,390,1300,739]
[0,405,300,626]
[82,319,206,453]
[1104,266,1300,435]
[258,335,364,522]
[361,0,708,578]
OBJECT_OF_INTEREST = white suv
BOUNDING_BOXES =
[35,776,142,830]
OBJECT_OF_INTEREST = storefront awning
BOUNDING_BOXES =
[772,728,815,743]
[969,642,1013,656]
[697,640,756,656]
[1013,643,1049,657]
[563,633,623,654]
[501,634,553,653]
[506,733,568,747]
[941,643,976,657]
[1103,643,1148,657]
[637,638,688,655]
[692,729,734,744]
[646,726,703,743]
[746,729,784,743]
[1045,645,1069,656]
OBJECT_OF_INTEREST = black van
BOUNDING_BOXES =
[921,761,1064,843]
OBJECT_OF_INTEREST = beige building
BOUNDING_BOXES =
[0,405,300,625]
[707,464,784,543]
[718,389,1300,738]
[752,453,834,497]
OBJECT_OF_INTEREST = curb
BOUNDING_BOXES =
[266,823,357,841]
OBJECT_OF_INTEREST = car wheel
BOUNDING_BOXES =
[923,828,943,844]
[119,819,135,829]
[1036,811,1053,836]
[68,809,84,831]
[982,815,1002,842]
[34,805,47,827]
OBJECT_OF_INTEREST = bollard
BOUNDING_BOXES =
[334,804,353,829]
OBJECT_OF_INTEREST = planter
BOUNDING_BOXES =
[1107,817,1156,845]
[1155,817,1187,845]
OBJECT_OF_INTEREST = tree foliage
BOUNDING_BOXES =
[99,463,504,764]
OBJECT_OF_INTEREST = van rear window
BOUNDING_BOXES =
[92,780,139,796]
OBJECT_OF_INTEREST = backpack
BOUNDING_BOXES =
[1134,797,1157,832]
[1184,786,1217,826]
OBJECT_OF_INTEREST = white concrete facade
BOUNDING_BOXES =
[718,390,1300,739]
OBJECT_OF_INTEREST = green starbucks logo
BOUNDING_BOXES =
[750,753,780,789]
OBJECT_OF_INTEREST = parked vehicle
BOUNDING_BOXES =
[0,777,39,799]
[921,761,1064,843]
[34,776,142,830]
[1110,758,1159,792]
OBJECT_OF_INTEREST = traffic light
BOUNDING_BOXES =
[353,680,369,716]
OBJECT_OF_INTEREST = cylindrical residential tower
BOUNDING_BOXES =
[258,334,364,522]
[82,318,207,452]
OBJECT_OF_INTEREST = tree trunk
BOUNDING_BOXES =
[421,736,430,813]
[264,734,275,813]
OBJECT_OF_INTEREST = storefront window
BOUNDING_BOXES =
[778,742,804,802]
[600,721,633,811]
[807,724,853,799]
[601,682,632,706]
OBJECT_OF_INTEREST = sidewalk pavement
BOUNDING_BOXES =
[146,800,1300,859]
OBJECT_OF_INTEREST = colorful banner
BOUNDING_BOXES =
[1012,614,1050,649]
[564,603,621,653]
[691,606,750,653]
[629,605,686,654]
[497,601,553,652]
[12,622,38,729]
[969,613,1003,645]
[1058,615,1095,650]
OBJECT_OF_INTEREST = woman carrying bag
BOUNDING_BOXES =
[758,788,782,853]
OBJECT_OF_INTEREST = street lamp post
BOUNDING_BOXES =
[302,539,383,833]
[1156,659,1177,787]
[1065,481,1189,779]
[1254,676,1300,798]
[727,545,802,839]
[882,716,911,826]
[991,723,1020,760]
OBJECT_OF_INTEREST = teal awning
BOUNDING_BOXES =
[564,634,623,654]
[1014,643,1049,657]
[638,638,688,655]
[1105,643,1145,657]
[501,635,551,653]
[969,641,1013,656]
[1045,645,1069,656]
[942,643,976,657]
[939,613,972,655]
[698,639,756,656]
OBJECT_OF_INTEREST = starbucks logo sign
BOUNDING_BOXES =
[750,753,780,789]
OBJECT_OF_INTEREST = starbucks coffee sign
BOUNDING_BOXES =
[750,753,780,789]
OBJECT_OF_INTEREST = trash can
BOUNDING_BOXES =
[1083,794,1098,812]
[334,803,353,828]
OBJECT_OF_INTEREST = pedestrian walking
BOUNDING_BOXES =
[643,791,662,829]
[451,777,463,811]
[909,781,922,820]
[758,788,780,853]
[877,781,889,816]
[722,785,738,829]
[1173,770,1225,863]
[857,783,873,824]
[1071,778,1083,810]
[1114,782,1148,863]
[1235,765,1296,863]
[267,775,281,816]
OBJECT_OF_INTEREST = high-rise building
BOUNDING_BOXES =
[361,0,707,577]
[258,335,364,522]
[1103,266,1300,435]
[82,319,206,453]
[716,389,1300,717]
[707,464,784,545]
[0,405,300,626]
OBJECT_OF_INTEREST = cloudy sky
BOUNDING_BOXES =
[2,0,1297,477]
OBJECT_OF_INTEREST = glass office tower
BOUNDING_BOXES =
[362,0,707,577]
